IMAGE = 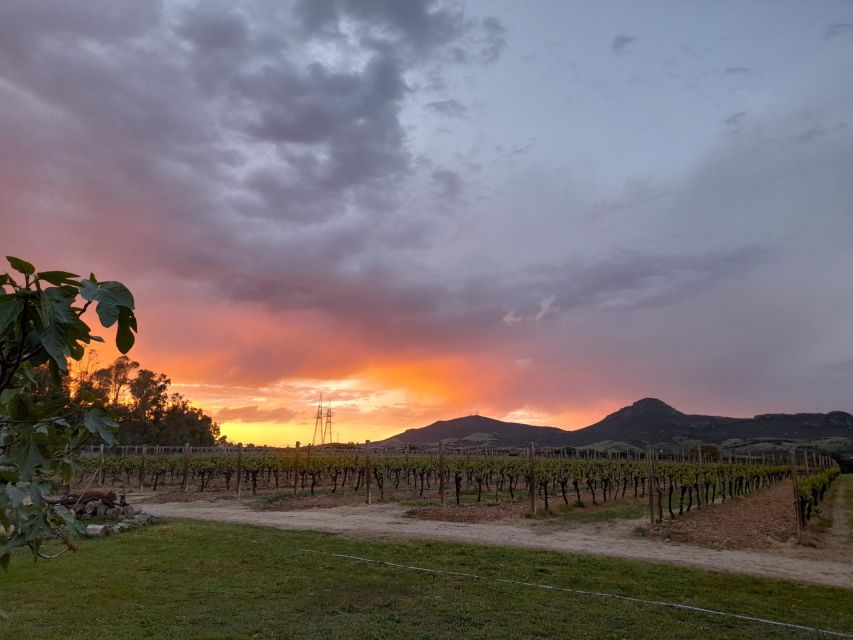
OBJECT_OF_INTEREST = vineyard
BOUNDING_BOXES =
[76,444,840,528]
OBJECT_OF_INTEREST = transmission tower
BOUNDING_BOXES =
[323,401,333,444]
[312,393,324,446]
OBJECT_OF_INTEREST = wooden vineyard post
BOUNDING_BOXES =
[439,441,446,507]
[293,441,300,497]
[181,443,191,492]
[365,440,372,505]
[236,444,244,497]
[790,451,803,539]
[529,443,536,515]
[647,447,655,525]
[138,445,146,491]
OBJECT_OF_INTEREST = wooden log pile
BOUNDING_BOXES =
[48,490,140,519]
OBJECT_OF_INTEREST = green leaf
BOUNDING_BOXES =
[99,281,134,308]
[20,364,36,385]
[36,271,80,286]
[5,483,25,506]
[6,256,35,275]
[47,357,63,384]
[7,391,35,419]
[94,281,135,328]
[12,439,47,480]
[84,407,118,444]
[45,286,77,319]
[68,339,85,359]
[53,504,76,525]
[79,278,100,302]
[0,297,24,335]
[40,327,70,372]
[116,306,137,353]
[0,386,21,404]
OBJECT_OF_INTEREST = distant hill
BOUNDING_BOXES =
[377,398,853,449]
[379,414,573,448]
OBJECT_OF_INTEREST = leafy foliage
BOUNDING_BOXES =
[72,355,223,446]
[0,256,136,573]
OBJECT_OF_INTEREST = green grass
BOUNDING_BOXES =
[843,474,853,542]
[534,500,649,523]
[806,506,834,535]
[2,520,851,639]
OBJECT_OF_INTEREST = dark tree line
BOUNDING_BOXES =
[36,355,224,446]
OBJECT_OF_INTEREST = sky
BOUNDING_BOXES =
[2,1,853,446]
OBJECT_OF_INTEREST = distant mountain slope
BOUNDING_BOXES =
[572,398,853,444]
[380,414,573,447]
[377,398,853,448]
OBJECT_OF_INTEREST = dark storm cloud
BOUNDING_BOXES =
[0,3,160,56]
[293,0,505,64]
[722,111,746,134]
[426,99,468,118]
[590,179,669,217]
[233,54,411,220]
[294,0,466,52]
[0,1,503,272]
[431,169,464,200]
[494,246,767,328]
[0,1,520,397]
[824,22,853,39]
[611,35,636,55]
[176,3,250,52]
[793,126,827,143]
[479,17,508,64]
[826,358,853,372]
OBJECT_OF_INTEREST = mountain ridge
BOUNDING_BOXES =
[377,398,853,449]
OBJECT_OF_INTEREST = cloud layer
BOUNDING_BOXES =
[3,1,852,444]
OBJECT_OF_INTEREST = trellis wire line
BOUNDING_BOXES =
[298,548,853,639]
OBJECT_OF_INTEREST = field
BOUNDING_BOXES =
[5,449,850,638]
[3,520,853,640]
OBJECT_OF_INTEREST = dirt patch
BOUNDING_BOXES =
[409,495,646,524]
[135,487,241,504]
[261,492,371,510]
[409,500,530,523]
[650,482,798,550]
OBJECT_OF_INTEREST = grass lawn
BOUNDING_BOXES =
[843,474,853,541]
[1,519,851,639]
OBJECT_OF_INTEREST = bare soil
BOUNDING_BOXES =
[409,500,531,522]
[649,482,798,550]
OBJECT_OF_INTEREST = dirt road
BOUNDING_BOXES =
[148,499,853,589]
